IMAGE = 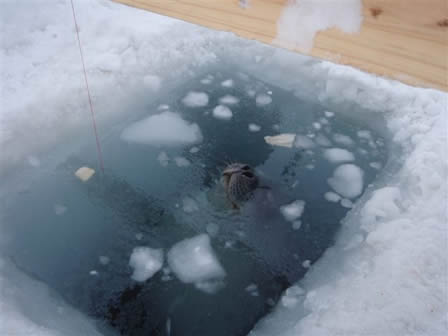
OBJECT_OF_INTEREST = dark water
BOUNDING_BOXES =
[0,70,387,336]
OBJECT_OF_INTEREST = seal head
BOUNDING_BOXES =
[221,163,259,208]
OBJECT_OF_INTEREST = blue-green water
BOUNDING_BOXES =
[0,70,387,336]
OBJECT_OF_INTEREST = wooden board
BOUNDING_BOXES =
[112,0,448,91]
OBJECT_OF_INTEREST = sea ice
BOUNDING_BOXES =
[157,151,170,167]
[280,200,305,222]
[143,74,161,91]
[248,123,261,132]
[99,256,110,265]
[189,146,200,153]
[167,234,226,284]
[129,247,164,282]
[294,135,315,149]
[292,220,302,230]
[221,79,234,87]
[182,91,209,107]
[324,111,335,118]
[121,111,203,147]
[327,164,364,199]
[256,93,273,106]
[219,95,240,105]
[213,105,233,120]
[324,191,341,202]
[174,156,191,167]
[323,148,355,163]
[182,197,199,213]
[315,134,331,147]
[333,133,355,146]
[265,134,296,148]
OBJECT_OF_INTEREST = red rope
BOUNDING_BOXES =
[70,0,105,174]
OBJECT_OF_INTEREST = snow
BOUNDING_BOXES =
[327,164,364,199]
[323,148,355,163]
[167,234,226,287]
[294,135,315,149]
[280,200,306,222]
[121,111,203,147]
[182,91,209,107]
[256,93,273,106]
[212,105,233,120]
[129,247,164,282]
[2,0,447,334]
[249,123,262,132]
[219,95,240,105]
[275,0,362,51]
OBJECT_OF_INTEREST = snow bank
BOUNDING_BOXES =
[121,111,203,146]
[129,247,164,282]
[167,234,226,293]
[276,0,363,51]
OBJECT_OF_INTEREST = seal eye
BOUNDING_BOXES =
[241,165,251,170]
[242,171,254,178]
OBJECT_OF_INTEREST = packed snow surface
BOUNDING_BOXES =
[327,164,364,199]
[167,234,226,285]
[323,148,355,163]
[182,91,209,107]
[276,0,362,51]
[121,111,203,147]
[129,247,164,282]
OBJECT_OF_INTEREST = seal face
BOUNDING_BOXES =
[221,163,259,208]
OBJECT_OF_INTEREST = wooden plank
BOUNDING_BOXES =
[113,0,448,91]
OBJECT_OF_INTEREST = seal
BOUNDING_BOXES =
[220,163,259,209]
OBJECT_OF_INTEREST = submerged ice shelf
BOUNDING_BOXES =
[1,68,388,336]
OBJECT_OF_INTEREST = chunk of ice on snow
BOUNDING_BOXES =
[167,234,226,284]
[221,79,234,87]
[121,112,203,147]
[294,135,315,149]
[265,134,295,148]
[219,95,239,105]
[248,123,261,132]
[182,91,209,107]
[256,93,273,106]
[323,148,355,163]
[213,105,233,120]
[280,200,305,222]
[328,164,364,199]
[129,247,164,282]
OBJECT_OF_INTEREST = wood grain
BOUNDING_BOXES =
[112,0,448,91]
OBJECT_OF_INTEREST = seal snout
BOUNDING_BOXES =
[220,163,259,209]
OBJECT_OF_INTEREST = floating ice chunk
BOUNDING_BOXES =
[357,130,372,140]
[27,155,40,167]
[189,146,200,153]
[74,166,95,182]
[281,285,305,308]
[369,162,382,170]
[312,122,321,130]
[212,105,233,120]
[333,133,355,146]
[341,198,354,208]
[99,256,110,265]
[182,91,209,107]
[182,197,199,213]
[246,283,258,292]
[206,223,219,237]
[143,74,161,91]
[167,234,226,284]
[324,191,341,202]
[267,90,273,95]
[256,93,273,106]
[302,260,311,268]
[135,233,143,240]
[292,220,302,230]
[294,135,315,149]
[328,164,364,199]
[305,164,315,170]
[315,133,331,146]
[129,247,164,282]
[265,134,296,148]
[157,104,169,111]
[324,111,335,118]
[53,204,67,216]
[221,79,234,87]
[121,112,203,147]
[319,118,329,125]
[323,148,355,163]
[174,156,191,167]
[247,89,256,97]
[280,200,305,222]
[195,280,225,294]
[219,95,240,105]
[157,151,170,167]
[89,270,98,276]
[248,123,261,132]
[200,78,212,85]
